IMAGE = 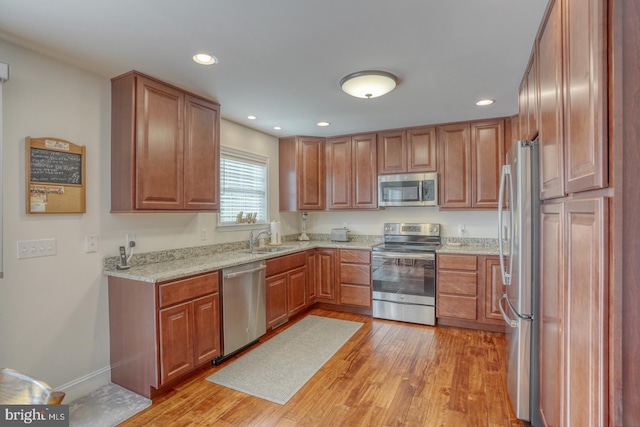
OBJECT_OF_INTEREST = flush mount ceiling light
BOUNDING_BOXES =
[476,99,495,106]
[192,53,218,65]
[340,70,398,99]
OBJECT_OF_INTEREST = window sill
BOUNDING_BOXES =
[216,223,270,232]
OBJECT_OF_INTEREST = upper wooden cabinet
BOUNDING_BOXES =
[111,71,220,212]
[438,119,505,209]
[538,0,566,200]
[279,136,326,211]
[326,133,377,210]
[518,48,539,141]
[562,0,607,193]
[377,126,437,174]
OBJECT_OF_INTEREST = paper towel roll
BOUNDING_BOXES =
[270,221,281,245]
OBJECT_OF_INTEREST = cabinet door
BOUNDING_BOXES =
[377,130,406,174]
[192,294,220,365]
[352,133,378,209]
[184,96,220,210]
[471,120,504,209]
[159,302,194,384]
[287,267,307,316]
[538,0,565,200]
[526,49,539,140]
[540,202,564,427]
[482,257,507,323]
[297,137,326,210]
[563,0,607,193]
[326,137,352,209]
[407,126,437,172]
[565,197,608,426]
[135,75,185,210]
[306,250,317,303]
[266,273,288,328]
[518,76,529,141]
[316,249,336,302]
[438,123,472,208]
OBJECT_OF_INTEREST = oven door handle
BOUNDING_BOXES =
[372,252,435,261]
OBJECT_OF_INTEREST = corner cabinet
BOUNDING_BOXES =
[111,71,220,212]
[326,133,378,210]
[279,136,326,211]
[108,272,221,398]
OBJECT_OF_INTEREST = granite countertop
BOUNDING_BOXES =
[437,243,501,256]
[102,240,376,283]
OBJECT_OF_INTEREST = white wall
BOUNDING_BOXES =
[0,39,497,401]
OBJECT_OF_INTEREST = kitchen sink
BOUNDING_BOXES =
[250,246,293,254]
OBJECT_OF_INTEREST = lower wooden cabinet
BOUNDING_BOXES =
[108,271,220,398]
[316,248,337,303]
[436,253,506,332]
[266,252,307,328]
[337,249,371,307]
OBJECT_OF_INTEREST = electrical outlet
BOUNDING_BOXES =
[458,224,465,235]
[126,233,136,247]
[17,238,57,259]
[85,235,98,253]
[201,228,208,241]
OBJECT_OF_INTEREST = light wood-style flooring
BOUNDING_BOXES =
[122,308,528,426]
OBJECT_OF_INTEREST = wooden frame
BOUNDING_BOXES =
[26,137,86,214]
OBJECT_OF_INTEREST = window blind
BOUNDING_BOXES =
[219,147,268,224]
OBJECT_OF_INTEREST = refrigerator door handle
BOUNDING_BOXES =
[498,164,514,285]
[504,292,534,322]
[498,293,519,328]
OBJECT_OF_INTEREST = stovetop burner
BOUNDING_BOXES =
[373,222,441,253]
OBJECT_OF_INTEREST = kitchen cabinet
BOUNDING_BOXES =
[326,133,377,210]
[315,248,337,303]
[306,249,317,303]
[377,126,437,174]
[438,119,505,209]
[111,71,220,212]
[437,254,506,332]
[538,0,565,200]
[337,249,371,307]
[279,136,326,211]
[108,272,220,398]
[266,252,308,328]
[518,49,539,141]
[539,197,608,426]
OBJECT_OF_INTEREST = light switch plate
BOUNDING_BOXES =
[85,235,98,253]
[17,238,57,259]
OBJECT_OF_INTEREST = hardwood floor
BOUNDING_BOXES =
[122,308,528,426]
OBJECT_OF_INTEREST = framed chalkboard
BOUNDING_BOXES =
[26,137,86,214]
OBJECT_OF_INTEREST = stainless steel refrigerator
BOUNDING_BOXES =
[498,140,541,426]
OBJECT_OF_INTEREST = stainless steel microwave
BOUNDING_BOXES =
[378,172,438,207]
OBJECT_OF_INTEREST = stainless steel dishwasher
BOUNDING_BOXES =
[215,260,267,364]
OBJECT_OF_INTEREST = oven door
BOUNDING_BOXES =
[372,252,436,305]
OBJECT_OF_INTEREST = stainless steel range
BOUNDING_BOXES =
[372,223,440,326]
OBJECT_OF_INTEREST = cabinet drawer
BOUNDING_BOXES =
[340,264,371,286]
[266,252,307,277]
[159,273,219,308]
[438,271,477,296]
[437,295,477,320]
[340,249,370,264]
[340,284,372,307]
[438,254,477,271]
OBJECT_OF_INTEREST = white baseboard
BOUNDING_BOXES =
[57,366,111,403]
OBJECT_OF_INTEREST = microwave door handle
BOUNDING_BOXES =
[498,165,512,285]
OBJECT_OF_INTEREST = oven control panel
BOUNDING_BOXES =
[383,223,440,236]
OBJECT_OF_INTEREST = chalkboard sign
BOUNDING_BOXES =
[30,148,82,185]
[26,137,86,214]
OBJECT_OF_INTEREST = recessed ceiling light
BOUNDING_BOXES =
[192,53,218,65]
[476,99,495,106]
[247,115,257,120]
[274,126,282,130]
[317,121,330,127]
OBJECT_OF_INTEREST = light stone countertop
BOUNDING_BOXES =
[102,240,376,283]
[437,243,501,256]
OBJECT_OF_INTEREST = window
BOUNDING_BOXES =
[219,146,268,226]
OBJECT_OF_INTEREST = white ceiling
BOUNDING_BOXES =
[0,0,548,138]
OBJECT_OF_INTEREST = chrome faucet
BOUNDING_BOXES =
[249,229,271,252]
